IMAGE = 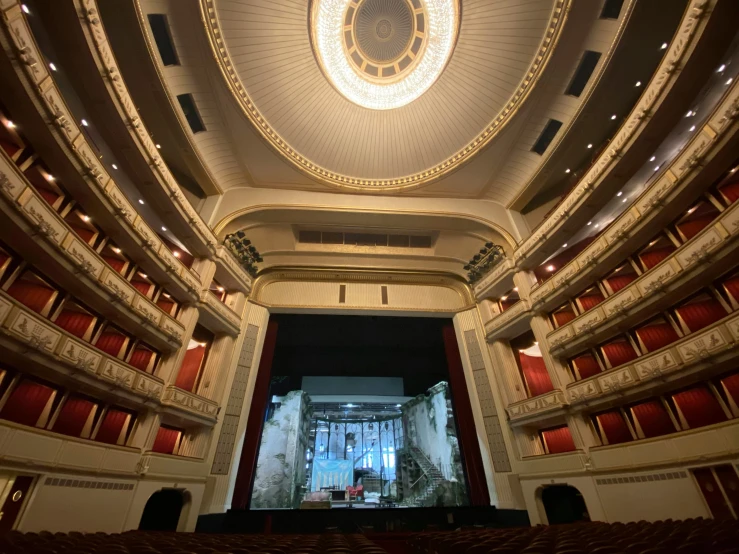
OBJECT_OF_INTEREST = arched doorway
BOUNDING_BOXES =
[540,485,590,525]
[139,489,185,531]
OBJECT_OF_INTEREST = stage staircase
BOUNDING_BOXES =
[401,446,446,507]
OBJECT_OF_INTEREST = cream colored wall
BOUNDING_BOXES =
[124,480,206,532]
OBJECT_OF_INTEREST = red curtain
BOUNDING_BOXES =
[541,426,576,454]
[677,216,714,241]
[675,299,728,333]
[572,353,601,379]
[174,345,206,392]
[0,380,55,427]
[672,386,727,429]
[54,310,94,340]
[602,339,639,368]
[631,400,675,438]
[721,373,739,406]
[722,276,739,303]
[70,225,95,244]
[95,331,127,358]
[553,310,576,327]
[719,181,739,204]
[635,323,680,353]
[152,426,181,455]
[500,299,519,312]
[606,274,636,293]
[129,347,155,372]
[7,281,55,315]
[156,297,175,314]
[693,468,734,520]
[52,396,95,437]
[640,246,675,270]
[37,188,60,206]
[132,281,152,296]
[578,292,605,312]
[595,411,633,445]
[519,353,554,397]
[95,409,130,445]
[102,256,126,274]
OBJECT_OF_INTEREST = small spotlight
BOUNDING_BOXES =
[616,191,623,197]
[727,78,734,86]
[501,295,508,301]
[49,63,57,71]
[163,293,171,298]
[660,42,668,50]
[161,226,167,232]
[112,247,121,254]
[395,404,402,408]
[587,143,593,149]
[654,166,660,171]
[622,197,628,203]
[635,81,642,87]
[513,287,518,292]
[546,265,556,272]
[731,168,737,174]
[6,120,15,129]
[81,119,89,127]
[610,114,617,120]
[138,199,144,205]
[718,64,726,72]
[112,164,118,170]
[21,4,29,14]
[155,144,161,149]
[685,110,693,118]
[587,221,592,226]
[46,174,55,182]
[594,223,600,228]
[565,168,571,174]
[82,215,91,222]
[217,286,225,292]
[562,244,568,248]
[173,251,181,258]
[689,125,696,132]
[649,155,656,162]
[687,207,696,214]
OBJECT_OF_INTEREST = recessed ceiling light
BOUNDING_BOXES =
[173,251,181,258]
[649,155,656,162]
[654,166,660,171]
[49,63,57,71]
[565,168,571,174]
[82,215,91,222]
[46,174,55,182]
[81,119,89,127]
[635,81,642,87]
[21,4,29,14]
[622,197,628,203]
[685,110,693,117]
[660,42,668,50]
[587,221,592,226]
[111,164,118,170]
[546,265,556,272]
[689,125,696,132]
[726,78,733,86]
[139,273,148,279]
[687,207,696,214]
[155,144,161,149]
[616,191,623,196]
[594,223,599,228]
[217,286,225,292]
[610,114,617,120]
[587,143,593,149]
[6,120,15,129]
[112,247,121,254]
[138,199,144,205]
[161,226,167,232]
[500,295,508,301]
[163,293,171,298]
[718,64,726,72]
[731,168,737,174]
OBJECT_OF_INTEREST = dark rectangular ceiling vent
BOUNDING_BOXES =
[148,14,179,67]
[176,94,206,134]
[531,119,563,155]
[566,51,602,97]
[600,0,625,19]
[298,230,432,248]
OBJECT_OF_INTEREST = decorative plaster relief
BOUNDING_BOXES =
[162,385,218,419]
[603,287,641,318]
[98,359,136,389]
[62,235,105,280]
[597,367,637,394]
[605,209,639,244]
[507,390,566,422]
[529,281,553,307]
[577,237,608,269]
[100,268,136,305]
[634,348,680,381]
[133,373,163,400]
[552,263,579,289]
[720,201,739,236]
[726,312,739,342]
[19,190,66,244]
[709,82,739,133]
[636,174,676,214]
[0,161,26,201]
[57,337,102,375]
[677,326,729,362]
[567,379,601,403]
[6,9,47,84]
[72,133,109,188]
[636,259,679,296]
[5,308,62,353]
[675,226,724,268]
[573,309,604,334]
[132,295,159,325]
[0,296,12,324]
[104,181,135,224]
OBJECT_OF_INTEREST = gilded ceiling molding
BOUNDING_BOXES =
[212,203,519,249]
[250,267,475,309]
[199,0,570,192]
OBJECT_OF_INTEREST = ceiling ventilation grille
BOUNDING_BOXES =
[148,14,179,67]
[531,119,563,155]
[566,51,602,98]
[298,230,432,248]
[600,0,625,19]
[177,94,206,134]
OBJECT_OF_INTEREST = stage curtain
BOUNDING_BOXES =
[672,386,727,429]
[601,339,639,368]
[722,276,739,304]
[95,331,127,358]
[553,310,576,327]
[519,352,554,397]
[174,345,206,392]
[693,468,734,520]
[595,411,633,445]
[500,299,519,312]
[102,256,126,274]
[639,246,675,270]
[152,426,181,455]
[129,346,155,372]
[52,396,95,437]
[719,181,739,204]
[95,409,130,445]
[578,292,605,312]
[7,281,55,315]
[541,426,576,454]
[54,310,94,340]
[677,216,715,241]
[0,379,55,427]
[131,281,152,297]
[572,353,601,379]
[631,400,675,438]
[635,323,680,353]
[721,373,739,406]
[606,274,636,293]
[675,299,728,333]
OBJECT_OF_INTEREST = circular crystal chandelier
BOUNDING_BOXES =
[311,0,459,110]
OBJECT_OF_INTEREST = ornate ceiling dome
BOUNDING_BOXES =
[202,0,565,190]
